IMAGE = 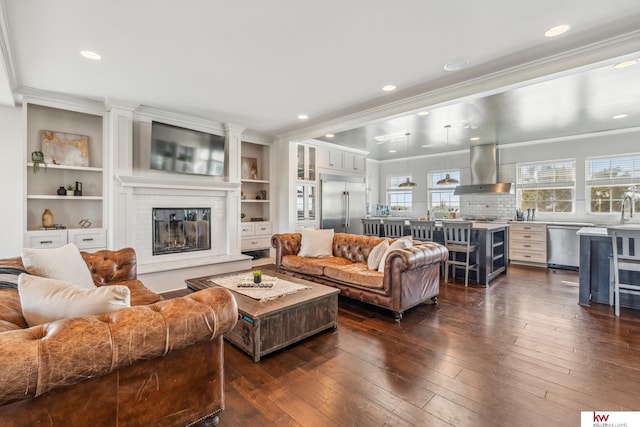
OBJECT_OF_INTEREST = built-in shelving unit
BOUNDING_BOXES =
[23,99,107,250]
[240,141,272,252]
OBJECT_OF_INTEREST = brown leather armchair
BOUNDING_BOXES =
[0,247,238,427]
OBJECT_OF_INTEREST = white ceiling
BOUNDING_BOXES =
[2,0,640,153]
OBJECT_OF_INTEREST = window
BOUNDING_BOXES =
[586,154,640,213]
[428,170,460,211]
[516,159,575,213]
[387,175,413,211]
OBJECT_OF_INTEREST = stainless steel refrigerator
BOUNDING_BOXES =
[320,174,366,234]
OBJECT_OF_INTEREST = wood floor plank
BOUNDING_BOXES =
[172,264,640,426]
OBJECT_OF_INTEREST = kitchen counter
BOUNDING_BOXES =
[578,225,640,309]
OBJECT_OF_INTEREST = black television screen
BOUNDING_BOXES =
[150,121,225,176]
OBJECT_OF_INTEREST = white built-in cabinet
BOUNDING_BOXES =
[317,146,366,173]
[240,140,272,251]
[23,100,107,250]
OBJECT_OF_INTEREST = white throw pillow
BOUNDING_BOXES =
[298,228,334,258]
[367,240,389,271]
[18,274,131,327]
[21,243,95,289]
[378,237,413,272]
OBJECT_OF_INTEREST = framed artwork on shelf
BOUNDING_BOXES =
[41,130,89,167]
[241,157,259,180]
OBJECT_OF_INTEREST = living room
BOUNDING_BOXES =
[2,2,640,426]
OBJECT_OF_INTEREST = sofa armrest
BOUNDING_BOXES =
[272,233,302,270]
[0,287,238,406]
[383,242,448,275]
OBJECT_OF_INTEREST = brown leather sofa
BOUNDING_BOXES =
[272,232,448,321]
[0,247,238,427]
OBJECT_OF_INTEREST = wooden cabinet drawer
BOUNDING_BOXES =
[509,248,547,264]
[253,222,271,236]
[510,239,546,252]
[241,236,271,251]
[24,230,67,249]
[68,228,106,250]
[510,230,546,242]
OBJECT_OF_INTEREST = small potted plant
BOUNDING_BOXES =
[253,270,262,284]
[31,151,47,174]
[65,185,75,196]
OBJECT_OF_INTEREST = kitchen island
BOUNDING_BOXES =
[362,218,508,286]
[577,226,640,309]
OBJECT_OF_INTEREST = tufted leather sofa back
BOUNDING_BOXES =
[81,247,137,286]
[332,233,386,263]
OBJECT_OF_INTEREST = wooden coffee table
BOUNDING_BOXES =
[186,269,339,362]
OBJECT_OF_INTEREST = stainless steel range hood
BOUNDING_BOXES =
[453,144,513,195]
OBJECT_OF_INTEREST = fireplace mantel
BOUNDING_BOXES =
[116,174,240,192]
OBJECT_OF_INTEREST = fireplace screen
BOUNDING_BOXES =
[153,208,211,255]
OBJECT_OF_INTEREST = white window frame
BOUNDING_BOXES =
[516,159,576,214]
[586,153,640,214]
[428,169,460,212]
[386,175,413,212]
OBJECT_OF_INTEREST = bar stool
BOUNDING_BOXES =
[383,219,407,239]
[409,220,435,241]
[442,221,478,286]
[362,218,382,237]
[608,228,640,317]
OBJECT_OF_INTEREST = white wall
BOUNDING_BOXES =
[0,105,23,257]
[375,129,640,223]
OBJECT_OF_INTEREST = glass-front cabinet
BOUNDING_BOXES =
[297,144,316,181]
[296,184,317,229]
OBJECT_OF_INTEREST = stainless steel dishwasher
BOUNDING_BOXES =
[547,225,582,270]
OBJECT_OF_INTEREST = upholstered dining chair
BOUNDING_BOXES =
[442,221,478,286]
[608,227,640,316]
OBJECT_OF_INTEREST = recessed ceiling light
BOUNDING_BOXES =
[544,24,570,38]
[382,84,397,92]
[80,50,102,60]
[421,144,433,148]
[614,59,637,69]
[417,111,430,116]
[388,150,396,153]
[443,59,469,71]
[612,114,628,119]
[325,134,335,138]
[297,114,309,120]
[469,137,480,141]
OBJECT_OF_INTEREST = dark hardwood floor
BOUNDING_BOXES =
[166,265,640,426]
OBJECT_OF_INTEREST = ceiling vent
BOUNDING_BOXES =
[453,144,513,195]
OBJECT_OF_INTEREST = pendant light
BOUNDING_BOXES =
[437,125,459,185]
[398,132,417,188]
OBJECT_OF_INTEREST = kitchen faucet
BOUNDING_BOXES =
[621,195,634,223]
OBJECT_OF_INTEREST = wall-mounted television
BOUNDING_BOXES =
[150,121,225,176]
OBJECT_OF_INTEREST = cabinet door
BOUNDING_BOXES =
[328,149,343,169]
[297,144,306,180]
[306,184,317,221]
[307,146,316,181]
[296,185,305,220]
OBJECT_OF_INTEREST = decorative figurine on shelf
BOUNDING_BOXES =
[31,151,47,174]
[78,219,92,228]
[65,185,74,196]
[56,186,66,196]
[42,209,54,229]
[253,270,262,284]
[74,181,82,196]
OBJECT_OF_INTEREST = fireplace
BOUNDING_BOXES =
[152,208,211,255]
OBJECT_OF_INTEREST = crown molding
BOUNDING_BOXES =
[134,105,226,136]
[19,86,106,115]
[275,30,640,143]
